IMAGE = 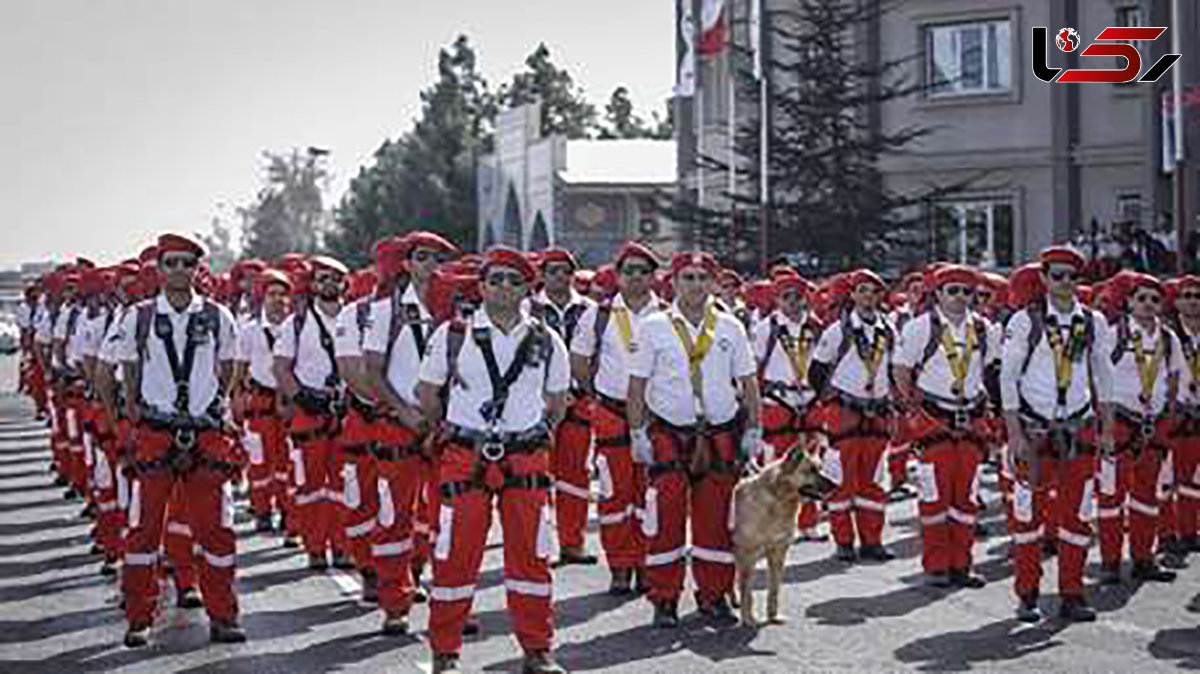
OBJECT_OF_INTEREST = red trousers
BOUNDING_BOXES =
[1097,449,1164,565]
[429,442,554,656]
[1008,447,1094,600]
[1173,433,1200,541]
[590,400,645,569]
[244,392,291,519]
[92,415,127,560]
[22,355,48,415]
[165,487,199,591]
[61,388,87,493]
[339,409,381,571]
[644,423,737,606]
[290,410,346,556]
[762,403,818,529]
[123,427,242,625]
[824,408,890,547]
[372,423,422,615]
[917,438,982,574]
[551,399,592,549]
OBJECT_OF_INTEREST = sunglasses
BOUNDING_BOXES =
[485,272,527,288]
[855,285,881,295]
[677,272,709,283]
[543,264,573,276]
[778,291,804,303]
[620,264,654,277]
[314,273,343,285]
[1180,292,1200,301]
[1133,293,1162,305]
[1047,269,1076,282]
[161,256,198,270]
[941,285,974,297]
[410,249,448,263]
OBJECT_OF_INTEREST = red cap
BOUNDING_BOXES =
[157,233,207,258]
[671,251,718,276]
[1039,245,1086,271]
[719,269,744,289]
[80,268,108,295]
[349,268,379,299]
[75,257,96,269]
[593,265,618,296]
[138,245,159,264]
[1126,273,1164,296]
[309,255,349,276]
[850,269,886,290]
[932,265,979,289]
[1177,274,1200,290]
[540,248,578,271]
[480,246,537,283]
[374,237,409,279]
[980,272,1009,292]
[404,231,460,257]
[774,270,814,297]
[1007,263,1046,309]
[257,268,293,292]
[230,259,267,283]
[615,242,660,270]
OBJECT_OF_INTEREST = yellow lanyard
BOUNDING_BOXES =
[671,301,718,414]
[613,307,633,352]
[1044,321,1074,404]
[782,322,812,384]
[1131,328,1165,406]
[939,318,977,398]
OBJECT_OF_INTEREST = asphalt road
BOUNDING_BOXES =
[0,359,1198,672]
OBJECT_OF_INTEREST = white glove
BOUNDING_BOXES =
[740,427,763,464]
[632,427,654,465]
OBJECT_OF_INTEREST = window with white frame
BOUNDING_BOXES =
[930,199,1015,269]
[925,19,1012,96]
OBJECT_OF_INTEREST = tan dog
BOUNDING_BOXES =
[732,438,836,626]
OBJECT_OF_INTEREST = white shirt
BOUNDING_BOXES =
[753,309,820,390]
[115,294,238,418]
[526,289,594,346]
[76,309,112,362]
[98,306,128,382]
[1000,300,1114,418]
[1100,317,1183,416]
[365,285,435,407]
[53,303,89,369]
[894,310,1000,406]
[419,309,570,433]
[629,301,756,426]
[570,292,663,402]
[1177,321,1200,407]
[238,316,284,389]
[15,303,33,331]
[812,309,895,399]
[335,298,377,359]
[275,303,342,392]
[35,301,57,346]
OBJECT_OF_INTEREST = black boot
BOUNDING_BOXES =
[858,544,895,562]
[835,545,857,562]
[209,620,247,643]
[949,568,986,589]
[1132,560,1177,583]
[1058,596,1097,622]
[1015,594,1041,623]
[1098,562,1122,586]
[698,596,737,627]
[653,602,680,629]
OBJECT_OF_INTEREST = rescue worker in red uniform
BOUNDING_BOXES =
[809,270,897,563]
[1170,275,1200,555]
[117,233,245,647]
[366,231,460,635]
[417,247,570,674]
[234,269,293,533]
[274,255,352,570]
[1001,245,1114,622]
[1097,273,1180,585]
[894,265,1000,588]
[528,248,596,566]
[570,242,663,594]
[627,252,761,629]
[752,270,827,541]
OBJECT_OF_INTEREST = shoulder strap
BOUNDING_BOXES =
[263,322,277,353]
[759,317,782,379]
[135,301,154,362]
[356,300,371,333]
[974,316,988,365]
[305,305,339,387]
[472,321,546,425]
[1020,304,1045,376]
[564,303,587,346]
[916,312,942,377]
[1111,315,1131,365]
[835,321,855,368]
[593,302,613,362]
[445,319,468,390]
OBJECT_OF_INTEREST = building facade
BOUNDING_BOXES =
[676,0,1199,273]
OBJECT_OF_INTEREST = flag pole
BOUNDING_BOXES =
[757,0,770,274]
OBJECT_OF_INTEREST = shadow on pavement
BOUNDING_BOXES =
[804,582,951,627]
[240,599,376,641]
[1148,626,1200,668]
[485,618,773,672]
[893,617,1069,671]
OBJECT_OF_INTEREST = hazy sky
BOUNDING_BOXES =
[0,0,674,269]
